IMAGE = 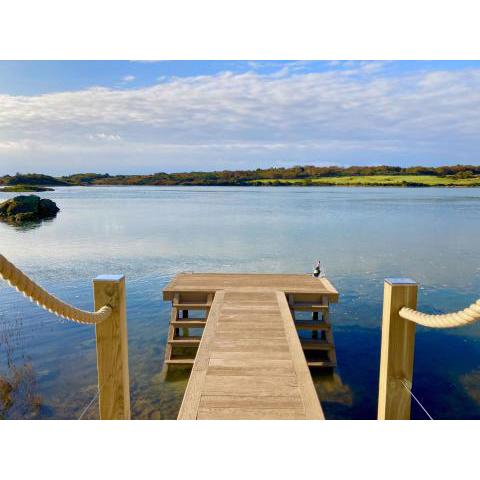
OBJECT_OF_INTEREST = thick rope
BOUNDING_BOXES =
[0,254,112,325]
[400,299,480,328]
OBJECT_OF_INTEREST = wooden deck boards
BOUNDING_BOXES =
[165,273,338,419]
[170,275,334,420]
[163,273,339,302]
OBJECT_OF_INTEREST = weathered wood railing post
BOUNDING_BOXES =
[93,275,131,420]
[378,278,418,420]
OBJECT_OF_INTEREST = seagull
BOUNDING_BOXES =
[313,260,321,278]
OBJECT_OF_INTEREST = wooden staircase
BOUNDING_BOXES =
[164,292,213,366]
[287,293,337,369]
[164,290,337,371]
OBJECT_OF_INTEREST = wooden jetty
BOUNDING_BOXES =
[163,273,339,419]
[4,252,480,421]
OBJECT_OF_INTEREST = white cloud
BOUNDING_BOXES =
[0,65,480,174]
[87,133,122,141]
[121,75,136,83]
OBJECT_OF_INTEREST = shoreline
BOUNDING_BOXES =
[24,182,480,188]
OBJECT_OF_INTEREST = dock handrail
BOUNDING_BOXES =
[0,254,113,324]
[378,277,480,420]
[399,300,480,328]
[0,253,130,419]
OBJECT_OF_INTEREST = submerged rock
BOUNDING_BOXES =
[0,377,13,413]
[0,195,59,223]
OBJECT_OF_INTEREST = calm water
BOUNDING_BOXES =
[1,186,480,419]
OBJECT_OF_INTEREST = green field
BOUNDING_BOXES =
[249,175,480,187]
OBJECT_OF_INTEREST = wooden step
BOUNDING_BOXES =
[300,339,334,351]
[173,303,211,310]
[307,360,336,368]
[168,337,201,346]
[295,320,331,330]
[171,320,207,328]
[291,303,329,312]
[165,358,195,365]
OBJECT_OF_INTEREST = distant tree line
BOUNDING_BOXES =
[1,164,479,187]
[0,173,70,186]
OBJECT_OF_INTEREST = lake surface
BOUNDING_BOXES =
[1,186,480,419]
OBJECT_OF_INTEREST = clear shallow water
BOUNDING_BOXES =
[1,186,480,419]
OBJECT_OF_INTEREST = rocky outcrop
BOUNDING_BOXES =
[0,195,60,223]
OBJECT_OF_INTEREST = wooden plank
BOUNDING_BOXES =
[177,291,225,420]
[216,322,284,331]
[163,293,179,364]
[300,339,334,350]
[291,303,329,312]
[219,314,280,322]
[168,337,201,346]
[203,375,299,396]
[323,301,337,366]
[173,302,212,310]
[208,361,295,376]
[210,350,292,361]
[212,340,289,353]
[165,359,195,365]
[171,320,207,328]
[197,407,305,420]
[276,291,324,419]
[163,273,339,302]
[214,330,285,339]
[307,361,336,368]
[200,395,303,409]
[295,320,331,330]
[209,358,294,368]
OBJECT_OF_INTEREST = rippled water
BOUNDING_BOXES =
[1,186,480,419]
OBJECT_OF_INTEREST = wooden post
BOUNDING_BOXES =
[378,278,418,420]
[93,274,130,420]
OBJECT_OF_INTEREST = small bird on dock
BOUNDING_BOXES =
[313,260,322,278]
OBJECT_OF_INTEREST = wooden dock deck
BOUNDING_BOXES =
[163,273,339,420]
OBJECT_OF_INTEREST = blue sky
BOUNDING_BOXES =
[0,60,479,175]
[1,60,478,96]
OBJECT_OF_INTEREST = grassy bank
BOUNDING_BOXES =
[249,175,480,187]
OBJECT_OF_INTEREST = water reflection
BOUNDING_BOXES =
[0,216,57,232]
[314,372,353,406]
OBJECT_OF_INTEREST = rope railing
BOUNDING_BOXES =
[0,253,130,419]
[379,278,480,420]
[0,254,113,325]
[399,298,480,329]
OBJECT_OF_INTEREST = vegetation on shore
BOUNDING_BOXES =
[249,175,480,187]
[0,165,479,188]
[0,185,54,192]
[0,173,69,187]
